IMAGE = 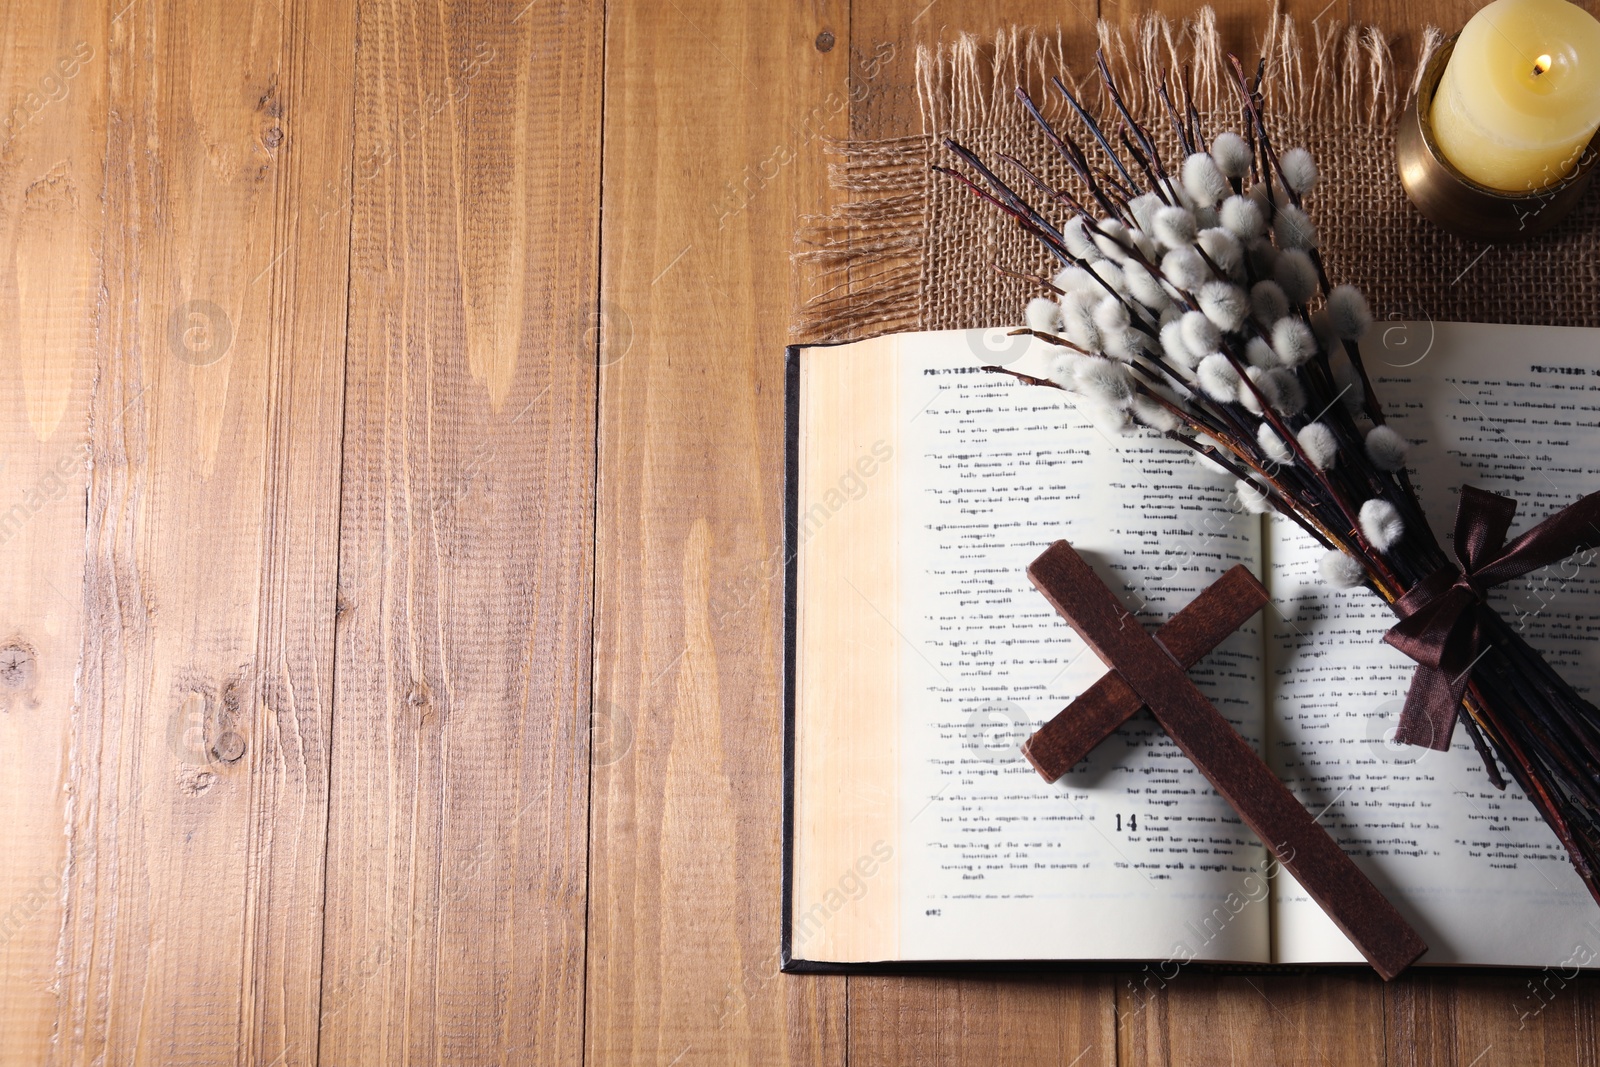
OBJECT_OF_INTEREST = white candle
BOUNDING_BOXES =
[1430,0,1600,192]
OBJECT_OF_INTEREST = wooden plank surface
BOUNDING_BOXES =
[0,2,103,1063]
[585,1,850,1064]
[316,1,600,1064]
[850,977,1114,1067]
[585,0,864,1062]
[1119,973,1386,1067]
[2,0,1597,1062]
[1386,972,1600,1067]
[40,0,355,1062]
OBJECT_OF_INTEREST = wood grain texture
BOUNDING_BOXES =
[1118,973,1386,1066]
[585,0,850,1063]
[44,0,354,1062]
[1386,972,1600,1067]
[317,1,600,1065]
[0,0,1594,1061]
[849,976,1114,1067]
[0,2,103,1062]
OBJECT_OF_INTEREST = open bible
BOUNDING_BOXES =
[784,322,1600,972]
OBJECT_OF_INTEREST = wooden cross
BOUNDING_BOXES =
[1023,540,1427,980]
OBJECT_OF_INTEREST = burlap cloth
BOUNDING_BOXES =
[794,10,1600,341]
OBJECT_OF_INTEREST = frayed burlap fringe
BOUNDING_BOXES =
[794,140,928,339]
[794,10,1600,343]
[916,9,1430,137]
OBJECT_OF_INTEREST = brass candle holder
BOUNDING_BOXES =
[1397,34,1600,242]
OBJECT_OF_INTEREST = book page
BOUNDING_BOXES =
[1268,321,1600,968]
[892,330,1274,963]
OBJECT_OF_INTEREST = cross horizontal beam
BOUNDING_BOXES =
[1022,564,1270,782]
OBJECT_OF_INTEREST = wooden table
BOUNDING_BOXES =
[2,0,1595,1063]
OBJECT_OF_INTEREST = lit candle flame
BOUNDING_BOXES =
[1534,53,1553,75]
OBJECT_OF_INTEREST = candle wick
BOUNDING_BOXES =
[1533,53,1553,77]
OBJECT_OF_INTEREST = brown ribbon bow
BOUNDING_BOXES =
[1383,485,1600,751]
